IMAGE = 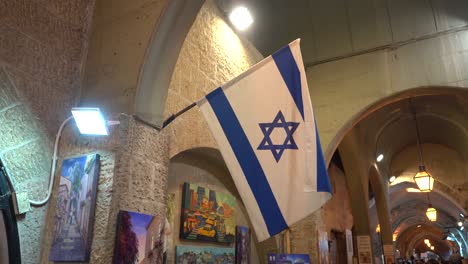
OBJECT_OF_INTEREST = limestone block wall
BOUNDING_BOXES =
[164,0,263,158]
[39,116,169,263]
[82,0,168,113]
[0,1,95,262]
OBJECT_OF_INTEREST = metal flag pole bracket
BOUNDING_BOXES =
[162,102,197,128]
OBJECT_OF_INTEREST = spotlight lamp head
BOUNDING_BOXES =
[71,107,109,136]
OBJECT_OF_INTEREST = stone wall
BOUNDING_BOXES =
[0,1,95,262]
[39,116,169,263]
[164,0,263,158]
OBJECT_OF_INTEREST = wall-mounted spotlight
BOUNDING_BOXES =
[72,107,109,135]
[229,6,253,31]
[29,107,116,206]
[376,154,384,162]
[389,175,396,183]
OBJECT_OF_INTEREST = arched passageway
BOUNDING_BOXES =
[329,88,468,262]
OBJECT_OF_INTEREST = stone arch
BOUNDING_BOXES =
[324,86,468,165]
[167,147,280,263]
[368,165,392,245]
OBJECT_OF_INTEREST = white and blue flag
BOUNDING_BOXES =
[197,39,332,242]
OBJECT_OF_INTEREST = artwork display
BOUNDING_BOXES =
[235,226,251,264]
[180,183,236,243]
[114,210,165,264]
[49,154,100,262]
[267,254,311,264]
[176,245,235,264]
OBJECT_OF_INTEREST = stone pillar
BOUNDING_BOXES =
[339,134,374,263]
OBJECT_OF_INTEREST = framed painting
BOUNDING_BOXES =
[49,154,100,262]
[235,226,251,264]
[114,210,164,264]
[267,254,311,264]
[176,245,234,264]
[180,183,236,243]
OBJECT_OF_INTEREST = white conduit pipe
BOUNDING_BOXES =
[29,116,73,206]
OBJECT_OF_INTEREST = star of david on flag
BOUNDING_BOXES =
[258,111,299,162]
[197,39,332,242]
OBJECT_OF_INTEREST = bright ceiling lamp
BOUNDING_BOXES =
[389,175,396,183]
[430,246,434,250]
[229,6,253,31]
[409,99,434,192]
[458,221,463,227]
[426,205,437,222]
[424,239,429,244]
[393,233,398,242]
[414,167,434,192]
[376,154,384,162]
[376,224,380,233]
[71,107,108,135]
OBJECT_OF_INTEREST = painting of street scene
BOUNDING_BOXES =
[267,254,311,264]
[49,154,100,262]
[176,245,235,264]
[114,210,165,264]
[180,183,236,243]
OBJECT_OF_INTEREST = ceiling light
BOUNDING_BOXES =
[426,206,437,222]
[414,166,434,192]
[406,188,421,193]
[424,239,429,244]
[458,221,463,227]
[417,224,422,228]
[393,233,397,242]
[389,176,396,183]
[409,99,434,192]
[430,246,434,250]
[376,154,384,162]
[71,107,108,135]
[376,224,380,233]
[229,6,253,31]
[461,213,465,218]
[461,226,464,231]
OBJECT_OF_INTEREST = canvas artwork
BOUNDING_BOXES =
[235,226,251,264]
[176,245,235,264]
[180,183,236,243]
[267,254,311,264]
[49,154,100,262]
[114,210,165,264]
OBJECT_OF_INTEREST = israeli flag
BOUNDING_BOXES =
[197,39,332,242]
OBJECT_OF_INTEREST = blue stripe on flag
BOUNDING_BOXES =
[315,127,332,193]
[206,87,288,236]
[272,46,304,120]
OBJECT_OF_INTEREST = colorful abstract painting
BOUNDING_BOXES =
[235,226,251,264]
[49,154,100,262]
[267,254,311,264]
[176,245,235,264]
[180,183,237,243]
[114,210,165,264]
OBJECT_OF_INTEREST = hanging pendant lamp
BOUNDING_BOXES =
[426,205,437,222]
[410,99,434,192]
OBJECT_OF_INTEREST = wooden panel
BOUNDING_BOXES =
[388,0,437,42]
